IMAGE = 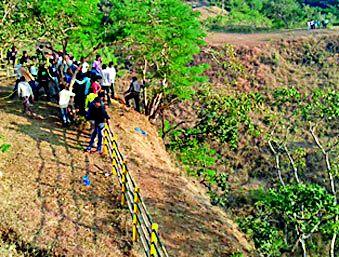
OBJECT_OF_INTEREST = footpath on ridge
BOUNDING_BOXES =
[206,27,339,47]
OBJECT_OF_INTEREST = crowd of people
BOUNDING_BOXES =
[7,44,144,154]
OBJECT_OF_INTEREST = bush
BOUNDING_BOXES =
[205,11,273,33]
[0,135,11,153]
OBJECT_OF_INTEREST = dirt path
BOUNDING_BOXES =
[0,83,140,257]
[206,28,339,47]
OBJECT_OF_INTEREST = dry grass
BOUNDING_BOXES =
[206,27,339,47]
[107,104,253,257]
[0,82,141,257]
[0,80,253,257]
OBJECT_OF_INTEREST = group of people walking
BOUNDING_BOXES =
[7,44,144,154]
[307,19,329,30]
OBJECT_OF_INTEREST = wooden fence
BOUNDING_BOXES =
[103,125,170,257]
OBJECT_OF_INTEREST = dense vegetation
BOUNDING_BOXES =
[162,36,338,256]
[198,0,339,32]
[1,0,338,256]
[1,0,206,119]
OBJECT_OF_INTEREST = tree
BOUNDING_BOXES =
[240,184,338,257]
[108,0,206,118]
[35,0,105,57]
[0,1,39,56]
[263,0,304,28]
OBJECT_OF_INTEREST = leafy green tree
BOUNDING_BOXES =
[193,92,261,150]
[108,0,206,118]
[0,1,39,54]
[263,0,304,28]
[240,184,338,257]
[35,0,105,57]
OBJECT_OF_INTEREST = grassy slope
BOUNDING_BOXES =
[107,106,253,257]
[165,30,338,236]
[0,83,139,257]
[206,27,339,47]
[2,30,336,257]
[0,80,253,256]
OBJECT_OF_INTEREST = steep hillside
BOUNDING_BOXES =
[0,82,138,257]
[162,33,338,256]
[106,105,253,257]
[0,79,253,256]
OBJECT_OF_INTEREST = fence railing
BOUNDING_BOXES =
[103,124,170,257]
[0,67,15,81]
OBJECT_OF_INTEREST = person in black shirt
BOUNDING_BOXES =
[36,45,45,62]
[7,46,17,67]
[49,59,60,97]
[37,63,51,101]
[20,51,29,65]
[86,97,110,154]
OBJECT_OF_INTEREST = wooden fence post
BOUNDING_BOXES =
[121,166,127,206]
[111,158,117,176]
[132,187,140,242]
[103,128,109,156]
[150,223,159,257]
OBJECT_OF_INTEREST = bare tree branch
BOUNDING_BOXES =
[309,124,337,257]
[283,144,301,184]
[268,140,285,186]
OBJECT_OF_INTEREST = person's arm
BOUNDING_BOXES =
[85,82,91,96]
[126,82,133,94]
[103,108,110,123]
[75,79,86,85]
[17,83,22,97]
[37,69,42,81]
[111,68,116,82]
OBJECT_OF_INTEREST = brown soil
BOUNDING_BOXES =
[0,80,253,256]
[206,27,339,47]
[107,104,253,257]
[0,82,140,257]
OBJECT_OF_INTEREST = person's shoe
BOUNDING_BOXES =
[85,147,91,153]
[97,148,103,155]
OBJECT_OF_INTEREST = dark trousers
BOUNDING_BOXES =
[11,79,20,99]
[38,80,50,100]
[125,92,140,112]
[102,86,111,105]
[87,123,105,152]
[28,81,39,100]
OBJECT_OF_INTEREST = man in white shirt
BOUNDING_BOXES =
[107,61,116,99]
[101,64,111,105]
[59,84,76,126]
[80,56,90,74]
[11,60,24,99]
[17,76,34,114]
